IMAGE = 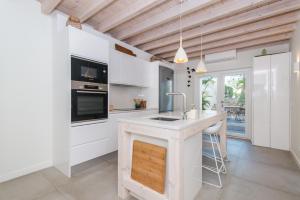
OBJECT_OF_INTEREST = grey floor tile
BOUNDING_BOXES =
[221,176,300,200]
[127,197,138,200]
[101,151,118,164]
[57,164,118,200]
[71,157,110,178]
[40,167,71,187]
[34,190,67,200]
[241,145,298,170]
[233,156,300,196]
[195,184,222,200]
[0,172,55,200]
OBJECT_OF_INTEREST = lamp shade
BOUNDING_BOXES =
[196,59,207,74]
[174,46,188,63]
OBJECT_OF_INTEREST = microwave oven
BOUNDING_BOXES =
[71,56,108,84]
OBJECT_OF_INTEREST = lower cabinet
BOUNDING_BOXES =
[71,121,110,147]
[70,110,158,167]
[71,138,110,166]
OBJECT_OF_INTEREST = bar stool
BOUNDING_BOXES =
[202,121,227,188]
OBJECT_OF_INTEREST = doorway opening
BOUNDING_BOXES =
[197,69,251,139]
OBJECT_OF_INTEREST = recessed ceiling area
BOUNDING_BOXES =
[40,0,300,61]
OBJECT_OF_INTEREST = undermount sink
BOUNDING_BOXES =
[150,117,180,121]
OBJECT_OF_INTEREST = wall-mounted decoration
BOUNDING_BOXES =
[186,66,197,87]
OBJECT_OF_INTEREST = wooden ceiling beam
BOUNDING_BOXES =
[153,23,296,57]
[147,12,299,54]
[160,29,293,58]
[111,0,220,40]
[164,33,292,61]
[97,0,165,33]
[129,0,300,47]
[41,0,62,14]
[79,0,115,23]
[126,0,274,45]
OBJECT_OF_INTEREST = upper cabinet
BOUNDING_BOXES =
[69,27,109,64]
[110,50,152,87]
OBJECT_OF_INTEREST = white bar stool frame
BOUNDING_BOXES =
[202,121,227,188]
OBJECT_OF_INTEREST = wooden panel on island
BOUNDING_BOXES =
[131,140,167,194]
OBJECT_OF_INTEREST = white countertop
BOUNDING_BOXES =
[117,110,225,130]
[109,108,158,114]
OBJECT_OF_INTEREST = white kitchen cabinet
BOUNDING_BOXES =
[252,52,290,150]
[52,16,110,176]
[121,53,137,85]
[253,55,271,147]
[70,121,111,166]
[109,50,122,84]
[109,50,152,87]
[270,53,290,150]
[71,121,110,147]
[69,27,109,63]
[71,138,110,166]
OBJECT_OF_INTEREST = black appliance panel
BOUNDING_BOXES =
[71,56,107,84]
[72,89,108,122]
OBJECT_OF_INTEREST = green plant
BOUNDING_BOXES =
[225,85,233,98]
[201,76,215,110]
[224,76,245,106]
[202,91,211,110]
[236,78,245,106]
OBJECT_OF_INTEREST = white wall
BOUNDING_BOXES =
[290,21,300,167]
[174,43,290,111]
[0,0,53,182]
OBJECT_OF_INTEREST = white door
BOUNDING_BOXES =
[196,69,251,139]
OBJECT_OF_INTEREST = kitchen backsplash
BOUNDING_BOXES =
[109,85,145,109]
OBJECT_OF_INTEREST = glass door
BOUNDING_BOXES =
[221,73,249,138]
[197,70,251,139]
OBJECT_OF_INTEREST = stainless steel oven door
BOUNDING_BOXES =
[71,89,108,122]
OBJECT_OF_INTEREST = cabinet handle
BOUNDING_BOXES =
[76,91,107,94]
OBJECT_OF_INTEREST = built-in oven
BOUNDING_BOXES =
[71,56,107,84]
[71,56,108,122]
[71,81,108,122]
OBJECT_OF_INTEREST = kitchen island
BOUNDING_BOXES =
[118,110,227,200]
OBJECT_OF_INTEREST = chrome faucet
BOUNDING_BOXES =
[166,92,187,120]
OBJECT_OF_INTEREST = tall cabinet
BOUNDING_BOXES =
[252,52,290,150]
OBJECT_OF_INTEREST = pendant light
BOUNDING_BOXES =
[196,33,207,74]
[174,0,188,63]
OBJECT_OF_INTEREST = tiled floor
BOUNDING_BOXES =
[1,138,300,200]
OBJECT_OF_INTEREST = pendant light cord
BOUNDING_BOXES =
[180,0,183,47]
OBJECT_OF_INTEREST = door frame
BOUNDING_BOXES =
[194,68,252,139]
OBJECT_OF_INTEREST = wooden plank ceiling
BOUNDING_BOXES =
[40,0,300,62]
